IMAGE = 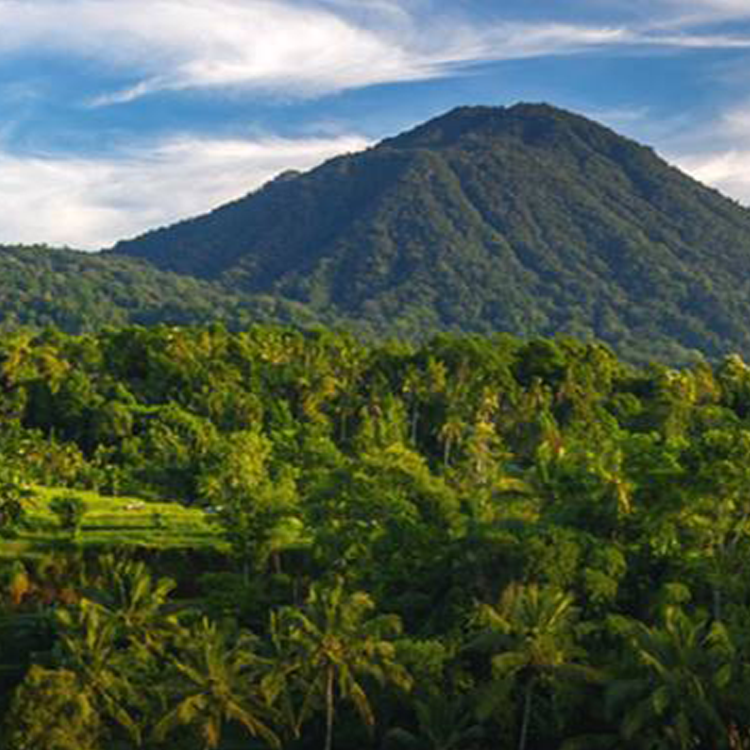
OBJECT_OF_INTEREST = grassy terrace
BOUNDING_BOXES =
[2,486,226,558]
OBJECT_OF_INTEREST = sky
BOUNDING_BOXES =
[2,0,750,250]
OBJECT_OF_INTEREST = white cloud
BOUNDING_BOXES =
[0,132,369,250]
[0,0,722,105]
[673,149,750,205]
[642,31,750,48]
[667,102,750,206]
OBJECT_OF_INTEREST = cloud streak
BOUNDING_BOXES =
[0,0,746,106]
[0,132,369,250]
[659,0,750,22]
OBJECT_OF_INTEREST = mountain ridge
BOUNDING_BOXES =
[107,103,750,361]
[3,104,750,363]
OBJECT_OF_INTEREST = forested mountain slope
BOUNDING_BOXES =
[111,104,750,362]
[0,244,325,332]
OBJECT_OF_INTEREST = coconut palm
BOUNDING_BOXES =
[54,599,143,747]
[607,605,735,750]
[472,582,592,750]
[439,414,466,468]
[272,578,412,750]
[153,617,280,750]
[87,556,181,656]
[385,692,485,750]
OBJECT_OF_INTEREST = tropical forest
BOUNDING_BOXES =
[0,323,749,749]
[4,102,750,750]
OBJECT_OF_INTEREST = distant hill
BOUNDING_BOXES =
[0,245,326,333]
[109,103,750,362]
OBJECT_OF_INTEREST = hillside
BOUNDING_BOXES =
[0,244,326,333]
[112,103,750,363]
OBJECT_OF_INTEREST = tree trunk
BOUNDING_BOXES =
[518,679,534,750]
[272,549,282,575]
[339,411,348,443]
[325,665,335,750]
[713,583,722,622]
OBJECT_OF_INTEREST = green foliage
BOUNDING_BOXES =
[606,605,736,749]
[0,471,32,536]
[3,323,750,749]
[49,494,86,534]
[0,244,323,335]
[153,618,280,750]
[49,599,143,747]
[472,583,593,750]
[3,664,103,750]
[271,578,412,750]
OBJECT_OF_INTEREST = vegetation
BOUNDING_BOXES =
[0,244,327,335]
[0,485,219,556]
[0,323,750,748]
[8,106,750,363]
[112,103,750,364]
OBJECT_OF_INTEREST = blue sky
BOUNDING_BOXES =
[2,0,750,249]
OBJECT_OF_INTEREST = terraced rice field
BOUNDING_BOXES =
[0,486,226,558]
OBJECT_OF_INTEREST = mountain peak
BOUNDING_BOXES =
[379,102,626,153]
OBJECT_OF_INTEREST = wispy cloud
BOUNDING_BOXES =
[659,0,750,21]
[623,0,750,36]
[0,0,743,106]
[641,31,750,48]
[0,132,369,250]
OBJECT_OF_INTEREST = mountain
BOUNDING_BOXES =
[109,103,750,362]
[4,104,750,363]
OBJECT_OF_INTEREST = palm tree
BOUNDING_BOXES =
[88,556,181,656]
[272,578,412,750]
[54,599,143,747]
[472,582,592,750]
[153,617,280,750]
[439,414,465,468]
[385,692,485,750]
[607,605,735,750]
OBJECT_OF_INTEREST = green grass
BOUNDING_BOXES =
[0,486,227,558]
